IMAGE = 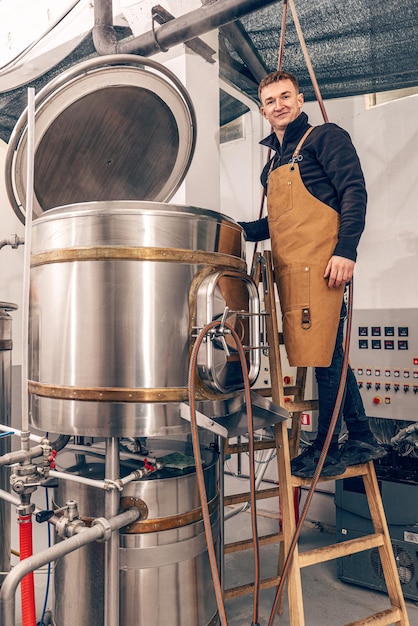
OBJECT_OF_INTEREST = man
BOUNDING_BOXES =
[239,70,386,478]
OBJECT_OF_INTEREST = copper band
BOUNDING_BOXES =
[30,246,246,272]
[27,381,194,402]
[120,495,219,534]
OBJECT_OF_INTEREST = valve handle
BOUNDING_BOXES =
[35,510,55,523]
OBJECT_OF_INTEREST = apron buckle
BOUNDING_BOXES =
[301,308,312,329]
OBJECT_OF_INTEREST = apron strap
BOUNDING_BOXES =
[291,126,316,161]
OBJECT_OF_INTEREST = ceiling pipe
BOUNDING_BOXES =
[220,20,269,83]
[93,0,278,57]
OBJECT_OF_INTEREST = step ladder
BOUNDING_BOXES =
[224,250,410,625]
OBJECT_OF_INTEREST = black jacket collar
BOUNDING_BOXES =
[259,111,311,153]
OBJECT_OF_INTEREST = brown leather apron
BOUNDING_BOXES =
[267,127,345,367]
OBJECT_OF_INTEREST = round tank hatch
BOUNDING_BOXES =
[5,55,196,224]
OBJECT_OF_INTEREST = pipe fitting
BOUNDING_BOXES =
[92,516,113,542]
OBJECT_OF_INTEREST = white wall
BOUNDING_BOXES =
[0,140,25,363]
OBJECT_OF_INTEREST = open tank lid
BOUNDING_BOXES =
[5,54,197,224]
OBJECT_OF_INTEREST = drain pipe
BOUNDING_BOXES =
[0,507,140,626]
[104,438,120,626]
[93,0,277,57]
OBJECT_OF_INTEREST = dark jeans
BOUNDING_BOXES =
[314,302,368,444]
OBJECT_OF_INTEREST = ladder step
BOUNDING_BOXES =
[224,574,282,599]
[291,462,370,487]
[225,531,283,554]
[224,486,279,506]
[344,606,403,626]
[225,439,276,455]
[298,533,384,568]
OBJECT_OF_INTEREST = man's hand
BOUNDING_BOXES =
[324,255,355,288]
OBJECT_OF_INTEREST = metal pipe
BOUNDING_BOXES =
[104,438,120,626]
[0,445,44,467]
[0,235,25,250]
[21,87,35,438]
[221,21,268,82]
[0,423,45,444]
[0,488,20,507]
[93,0,277,57]
[0,507,140,625]
[48,470,110,491]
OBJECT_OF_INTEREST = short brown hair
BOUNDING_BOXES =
[258,71,300,102]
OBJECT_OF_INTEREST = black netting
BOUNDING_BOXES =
[1,2,417,136]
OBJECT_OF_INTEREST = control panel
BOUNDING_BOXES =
[350,309,418,421]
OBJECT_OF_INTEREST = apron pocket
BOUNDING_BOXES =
[267,172,293,222]
[276,264,310,312]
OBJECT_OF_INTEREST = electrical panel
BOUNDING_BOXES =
[349,309,418,422]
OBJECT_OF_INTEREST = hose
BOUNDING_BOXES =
[267,281,354,625]
[19,513,36,626]
[188,319,261,626]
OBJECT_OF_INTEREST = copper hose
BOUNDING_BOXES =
[188,320,261,626]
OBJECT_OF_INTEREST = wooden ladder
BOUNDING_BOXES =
[224,251,410,625]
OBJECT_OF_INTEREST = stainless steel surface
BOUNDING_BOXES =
[6,55,196,223]
[1,504,140,626]
[0,303,16,586]
[197,390,289,438]
[53,442,220,626]
[195,270,260,393]
[29,201,248,437]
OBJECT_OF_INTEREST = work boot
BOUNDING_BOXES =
[291,442,346,478]
[340,437,387,466]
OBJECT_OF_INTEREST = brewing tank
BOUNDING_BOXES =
[4,54,260,438]
[28,201,257,437]
[3,54,260,626]
[53,442,219,626]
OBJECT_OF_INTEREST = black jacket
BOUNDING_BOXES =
[239,112,367,261]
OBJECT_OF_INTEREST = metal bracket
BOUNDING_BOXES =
[151,5,216,63]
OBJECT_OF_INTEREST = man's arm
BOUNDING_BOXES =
[238,216,270,242]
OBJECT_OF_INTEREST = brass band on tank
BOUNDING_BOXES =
[30,246,247,272]
[27,381,194,402]
[120,495,219,534]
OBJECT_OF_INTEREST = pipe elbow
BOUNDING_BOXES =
[92,24,120,56]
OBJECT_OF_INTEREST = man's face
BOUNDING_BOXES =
[260,78,304,136]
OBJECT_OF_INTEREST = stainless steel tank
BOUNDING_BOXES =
[5,54,260,438]
[53,442,219,626]
[28,201,258,437]
[0,302,17,586]
[4,54,259,626]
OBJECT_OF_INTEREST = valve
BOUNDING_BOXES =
[36,510,55,523]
